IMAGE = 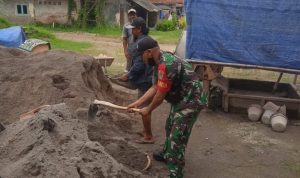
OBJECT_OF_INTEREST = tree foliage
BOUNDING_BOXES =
[77,0,106,28]
[68,0,77,22]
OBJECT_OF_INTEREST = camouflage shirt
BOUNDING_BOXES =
[153,52,207,108]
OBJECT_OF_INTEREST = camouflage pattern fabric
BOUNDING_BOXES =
[153,52,207,178]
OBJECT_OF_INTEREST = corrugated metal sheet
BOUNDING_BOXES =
[131,0,160,12]
[149,0,183,4]
[156,4,171,10]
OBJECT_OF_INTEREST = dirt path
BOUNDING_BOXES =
[55,32,176,74]
[54,32,300,177]
[149,104,300,178]
[55,32,176,52]
[100,84,300,178]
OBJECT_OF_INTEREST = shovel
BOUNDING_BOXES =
[88,99,140,120]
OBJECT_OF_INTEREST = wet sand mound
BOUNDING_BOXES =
[0,47,113,124]
[0,103,142,177]
[87,108,148,171]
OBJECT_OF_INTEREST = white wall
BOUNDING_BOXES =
[0,0,71,24]
[33,0,68,24]
[0,0,33,24]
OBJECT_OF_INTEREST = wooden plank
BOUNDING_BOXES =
[227,93,300,103]
[272,72,283,93]
[293,75,298,85]
[223,94,229,112]
[187,59,300,74]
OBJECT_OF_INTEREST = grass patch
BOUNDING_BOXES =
[150,29,182,44]
[24,26,55,40]
[0,17,92,52]
[0,17,13,28]
[34,23,181,44]
[24,25,92,52]
[223,68,296,83]
[37,24,122,38]
[50,38,92,52]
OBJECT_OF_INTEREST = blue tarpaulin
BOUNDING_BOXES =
[185,0,300,70]
[0,26,26,48]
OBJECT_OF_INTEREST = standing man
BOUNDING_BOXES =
[128,37,208,178]
[122,8,137,72]
[119,17,154,144]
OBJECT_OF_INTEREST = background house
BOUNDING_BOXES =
[105,0,160,28]
[0,0,80,24]
[149,0,184,19]
[0,0,160,27]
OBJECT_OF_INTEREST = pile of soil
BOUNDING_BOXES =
[0,103,142,177]
[87,108,148,171]
[0,46,113,124]
[0,47,157,177]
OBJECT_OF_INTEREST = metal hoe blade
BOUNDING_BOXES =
[88,103,99,121]
[0,122,5,133]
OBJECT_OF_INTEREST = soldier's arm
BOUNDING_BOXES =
[146,89,167,113]
[128,84,157,108]
[142,64,173,115]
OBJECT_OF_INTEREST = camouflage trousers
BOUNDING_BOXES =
[162,103,200,178]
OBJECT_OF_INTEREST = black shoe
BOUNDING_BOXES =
[153,151,165,162]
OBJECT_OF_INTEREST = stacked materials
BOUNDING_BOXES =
[248,102,287,132]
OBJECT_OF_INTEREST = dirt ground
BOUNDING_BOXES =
[55,32,300,178]
[0,32,300,178]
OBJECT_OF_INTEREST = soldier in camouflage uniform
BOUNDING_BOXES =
[128,37,207,178]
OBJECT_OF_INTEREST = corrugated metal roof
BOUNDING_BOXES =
[157,4,171,10]
[149,0,183,4]
[131,0,160,12]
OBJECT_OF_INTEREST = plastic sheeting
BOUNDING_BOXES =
[0,26,26,48]
[185,0,300,70]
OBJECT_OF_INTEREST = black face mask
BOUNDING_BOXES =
[148,58,156,66]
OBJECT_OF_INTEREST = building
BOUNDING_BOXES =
[0,0,80,24]
[149,0,184,19]
[0,0,160,27]
[106,0,160,28]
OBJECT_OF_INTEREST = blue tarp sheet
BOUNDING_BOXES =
[0,26,26,48]
[185,0,300,70]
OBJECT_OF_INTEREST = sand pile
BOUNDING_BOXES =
[0,47,158,177]
[0,103,145,177]
[0,47,113,124]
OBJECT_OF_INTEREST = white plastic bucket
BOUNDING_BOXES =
[271,113,288,132]
[261,110,275,125]
[248,104,263,121]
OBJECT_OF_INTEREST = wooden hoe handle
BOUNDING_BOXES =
[93,100,140,112]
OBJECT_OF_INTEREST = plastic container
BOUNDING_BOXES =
[248,104,263,121]
[271,113,288,132]
[261,110,275,125]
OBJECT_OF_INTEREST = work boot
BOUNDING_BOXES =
[153,151,165,162]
